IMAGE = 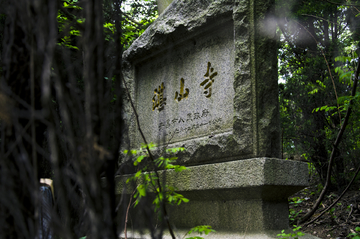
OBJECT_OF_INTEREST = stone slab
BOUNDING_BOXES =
[121,0,280,166]
[115,158,308,197]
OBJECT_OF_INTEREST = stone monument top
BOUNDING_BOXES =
[122,0,280,166]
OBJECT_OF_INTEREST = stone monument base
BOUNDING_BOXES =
[119,229,319,239]
[115,158,319,238]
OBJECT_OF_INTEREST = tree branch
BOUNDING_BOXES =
[303,161,360,226]
[301,14,338,26]
[299,56,360,224]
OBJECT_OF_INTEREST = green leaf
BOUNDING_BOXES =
[316,80,326,89]
[339,71,352,81]
[137,185,146,197]
[182,198,189,203]
[187,225,215,236]
[320,105,327,111]
[135,171,142,178]
[297,232,305,236]
[308,88,318,95]
[134,155,145,166]
[174,165,188,172]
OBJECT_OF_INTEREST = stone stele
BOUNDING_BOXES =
[122,0,280,166]
[119,0,315,238]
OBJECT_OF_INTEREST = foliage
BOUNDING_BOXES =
[184,225,216,239]
[120,0,158,48]
[57,0,157,50]
[125,143,189,209]
[277,225,305,239]
[278,0,360,191]
[348,227,360,239]
[125,144,215,238]
[288,197,305,223]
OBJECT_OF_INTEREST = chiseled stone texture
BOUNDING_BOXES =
[120,230,319,239]
[163,158,308,199]
[121,0,280,166]
[115,158,310,234]
[165,158,307,233]
[118,229,320,239]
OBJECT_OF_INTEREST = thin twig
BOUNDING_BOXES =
[124,188,137,239]
[347,204,354,222]
[120,72,176,239]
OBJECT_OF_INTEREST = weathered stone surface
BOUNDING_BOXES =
[118,1,315,238]
[121,0,280,166]
[114,158,314,237]
[119,230,319,239]
[115,158,308,196]
[165,158,307,232]
[117,0,313,239]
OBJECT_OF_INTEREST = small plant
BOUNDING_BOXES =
[277,225,305,239]
[348,227,360,239]
[289,208,303,222]
[329,207,337,219]
[184,225,216,239]
[289,197,304,207]
[125,143,189,209]
[316,183,324,193]
[125,144,215,239]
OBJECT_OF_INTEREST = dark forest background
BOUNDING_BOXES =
[0,0,359,238]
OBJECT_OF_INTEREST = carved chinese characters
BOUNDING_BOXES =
[132,23,235,146]
[157,108,221,137]
[200,62,217,98]
[175,78,189,102]
[153,62,217,110]
[158,109,211,131]
[152,82,166,111]
[150,62,221,137]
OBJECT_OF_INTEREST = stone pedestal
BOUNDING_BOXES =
[165,158,307,232]
[115,158,317,238]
